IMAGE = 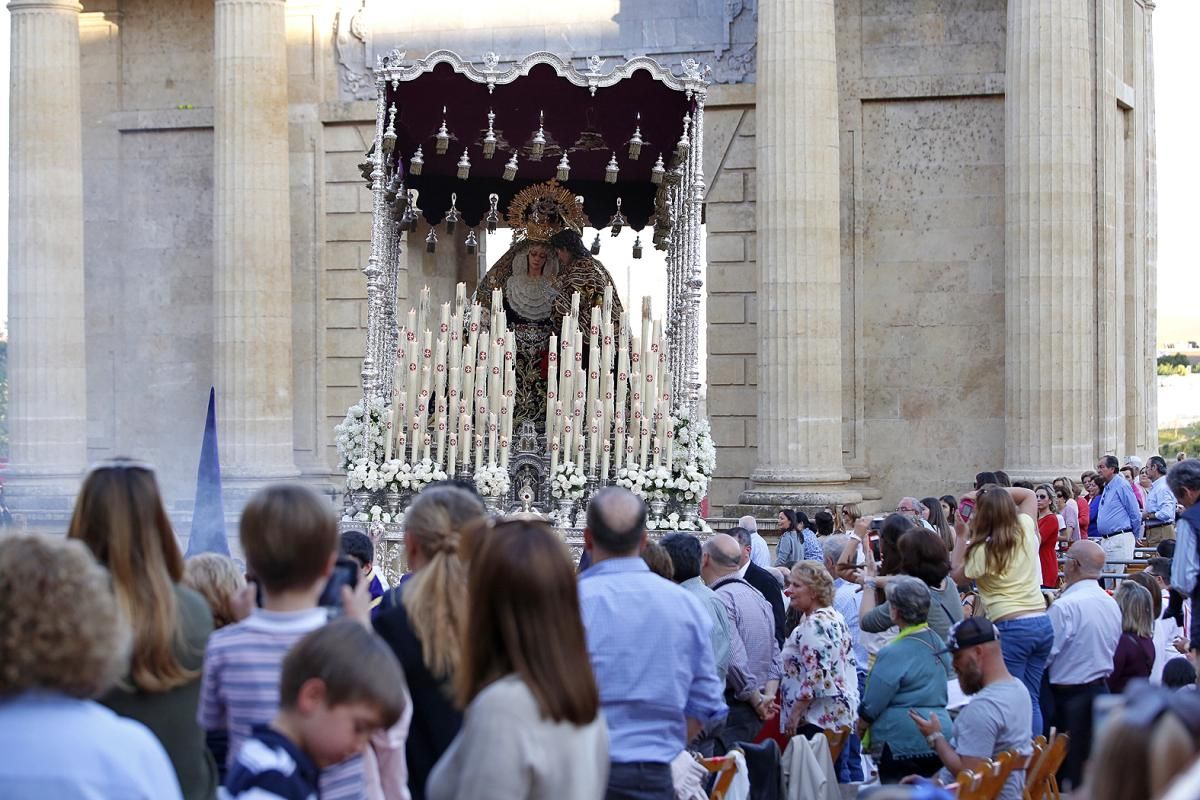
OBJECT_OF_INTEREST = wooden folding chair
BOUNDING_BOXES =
[823,726,852,763]
[955,749,1021,800]
[1023,733,1069,800]
[699,754,739,800]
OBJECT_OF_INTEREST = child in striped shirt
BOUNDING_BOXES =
[198,485,373,800]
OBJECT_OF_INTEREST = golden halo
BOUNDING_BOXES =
[505,180,586,243]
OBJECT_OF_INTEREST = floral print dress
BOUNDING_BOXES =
[780,606,860,733]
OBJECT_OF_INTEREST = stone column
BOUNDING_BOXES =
[1003,0,1096,480]
[739,0,858,507]
[213,0,298,485]
[1136,0,1159,450]
[6,0,88,510]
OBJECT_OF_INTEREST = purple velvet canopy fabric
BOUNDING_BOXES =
[385,61,695,231]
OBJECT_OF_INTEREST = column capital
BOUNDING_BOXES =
[6,0,82,12]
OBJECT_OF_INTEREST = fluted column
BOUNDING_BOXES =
[6,0,88,506]
[740,0,858,506]
[1138,0,1159,449]
[214,0,297,483]
[1003,0,1096,480]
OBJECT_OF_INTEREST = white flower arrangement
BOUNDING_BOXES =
[671,405,717,479]
[474,463,511,498]
[646,512,712,532]
[664,461,710,504]
[334,394,389,472]
[642,464,672,501]
[550,461,587,500]
[342,505,396,524]
[345,457,384,492]
[385,457,448,493]
[614,465,646,497]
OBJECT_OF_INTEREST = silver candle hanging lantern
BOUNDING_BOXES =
[556,152,571,182]
[456,149,471,180]
[465,229,478,255]
[605,152,620,184]
[435,107,451,155]
[650,153,666,185]
[485,193,500,234]
[530,111,546,161]
[503,153,519,181]
[482,109,497,159]
[608,197,626,236]
[409,145,424,176]
[382,104,398,155]
[628,113,643,160]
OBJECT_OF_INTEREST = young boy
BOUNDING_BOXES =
[221,620,408,800]
[339,529,389,613]
[199,484,371,799]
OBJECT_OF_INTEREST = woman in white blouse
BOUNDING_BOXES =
[427,519,608,800]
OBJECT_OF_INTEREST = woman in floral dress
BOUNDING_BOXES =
[780,561,860,738]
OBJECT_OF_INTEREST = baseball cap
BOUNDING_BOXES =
[940,617,998,654]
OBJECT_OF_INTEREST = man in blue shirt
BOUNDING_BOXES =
[1168,459,1200,653]
[579,487,727,800]
[1142,455,1178,545]
[1094,455,1143,570]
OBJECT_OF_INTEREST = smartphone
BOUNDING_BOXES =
[959,498,976,522]
[868,516,885,531]
[318,557,361,610]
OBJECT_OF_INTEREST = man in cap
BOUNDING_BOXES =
[909,618,1033,800]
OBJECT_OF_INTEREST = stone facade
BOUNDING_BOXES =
[6,0,1158,519]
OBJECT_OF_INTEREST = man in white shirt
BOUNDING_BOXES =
[1143,455,1178,545]
[738,515,773,570]
[1045,540,1122,790]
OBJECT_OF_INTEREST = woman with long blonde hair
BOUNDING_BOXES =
[950,484,1050,737]
[67,458,217,799]
[373,485,487,800]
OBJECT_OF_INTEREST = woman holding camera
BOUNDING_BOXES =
[950,484,1049,737]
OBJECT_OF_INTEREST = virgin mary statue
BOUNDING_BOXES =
[476,181,623,432]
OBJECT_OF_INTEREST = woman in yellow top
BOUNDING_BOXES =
[950,484,1049,738]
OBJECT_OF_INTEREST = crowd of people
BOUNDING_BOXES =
[4,454,1200,799]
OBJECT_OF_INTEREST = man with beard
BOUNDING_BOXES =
[907,618,1032,800]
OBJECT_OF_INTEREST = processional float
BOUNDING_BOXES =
[337,49,716,564]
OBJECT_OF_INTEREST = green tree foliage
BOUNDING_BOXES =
[1161,421,1200,460]
[1159,354,1192,369]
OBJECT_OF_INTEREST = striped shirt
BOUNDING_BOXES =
[198,608,364,799]
[710,576,782,701]
[220,725,318,800]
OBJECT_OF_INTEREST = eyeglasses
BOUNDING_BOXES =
[1063,553,1081,565]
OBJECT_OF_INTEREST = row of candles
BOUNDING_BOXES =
[385,283,676,480]
[545,289,675,479]
[386,284,516,474]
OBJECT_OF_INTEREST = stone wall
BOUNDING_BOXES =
[705,0,1010,511]
[81,4,219,504]
[702,88,758,508]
